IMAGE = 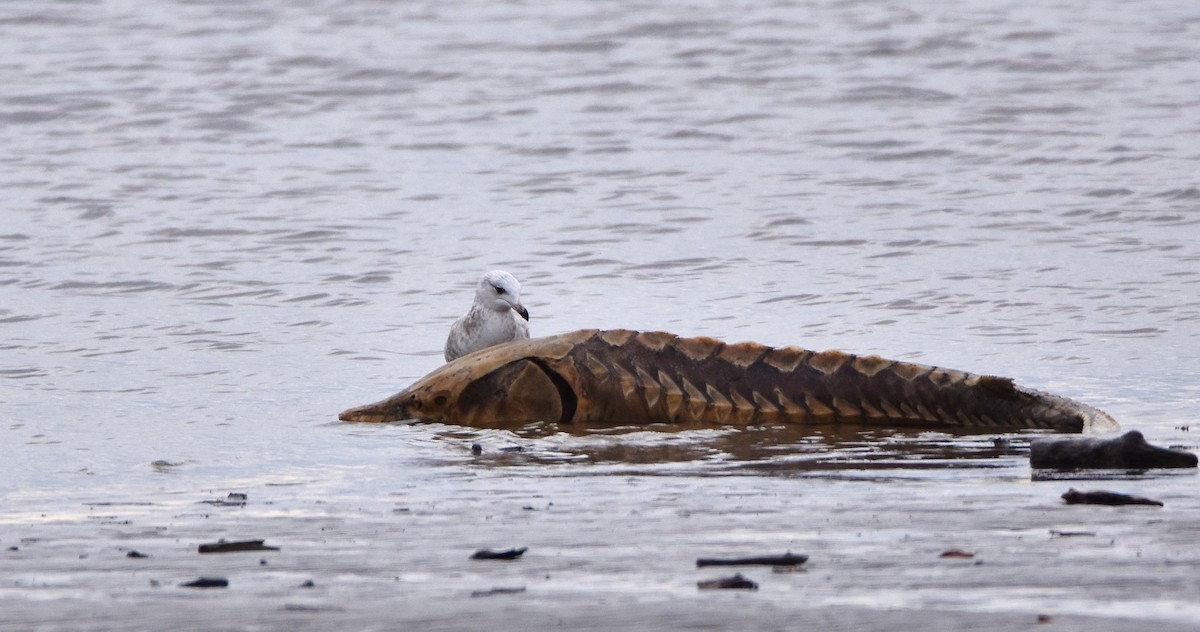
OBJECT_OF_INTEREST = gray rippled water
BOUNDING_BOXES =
[3,1,1200,629]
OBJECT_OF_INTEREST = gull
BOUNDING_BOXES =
[444,270,530,362]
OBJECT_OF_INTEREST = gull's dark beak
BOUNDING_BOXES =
[515,305,530,321]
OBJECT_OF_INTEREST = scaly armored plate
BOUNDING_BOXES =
[339,329,1119,433]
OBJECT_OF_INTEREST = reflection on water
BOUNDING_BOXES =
[445,421,1035,474]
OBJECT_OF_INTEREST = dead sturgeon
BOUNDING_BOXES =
[339,329,1119,432]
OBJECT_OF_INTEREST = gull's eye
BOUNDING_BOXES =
[494,286,506,295]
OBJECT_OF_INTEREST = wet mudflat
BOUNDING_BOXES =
[5,425,1200,631]
[4,0,1200,629]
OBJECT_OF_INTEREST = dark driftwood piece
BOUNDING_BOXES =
[198,539,280,553]
[696,553,808,567]
[1050,530,1096,538]
[1062,488,1163,506]
[1031,430,1196,470]
[697,573,758,590]
[471,547,527,560]
[180,577,228,588]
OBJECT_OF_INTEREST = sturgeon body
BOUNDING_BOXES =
[339,329,1119,433]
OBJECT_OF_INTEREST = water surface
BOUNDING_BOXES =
[3,1,1200,629]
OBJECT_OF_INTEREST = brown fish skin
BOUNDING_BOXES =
[338,329,1120,433]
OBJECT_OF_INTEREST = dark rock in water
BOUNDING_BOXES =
[1030,430,1197,469]
[180,577,228,588]
[471,547,527,560]
[1062,488,1163,506]
[696,552,808,567]
[198,539,280,553]
[697,573,758,590]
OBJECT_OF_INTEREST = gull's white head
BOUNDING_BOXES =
[476,270,529,321]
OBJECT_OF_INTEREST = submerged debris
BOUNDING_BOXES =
[1050,530,1096,538]
[198,539,280,553]
[200,492,249,507]
[696,552,807,567]
[471,586,527,597]
[470,444,525,455]
[471,547,527,560]
[1062,488,1163,507]
[698,573,758,590]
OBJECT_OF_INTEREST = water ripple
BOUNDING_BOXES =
[0,0,1197,523]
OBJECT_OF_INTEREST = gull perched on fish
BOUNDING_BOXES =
[444,270,530,362]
